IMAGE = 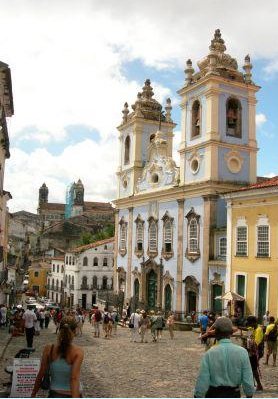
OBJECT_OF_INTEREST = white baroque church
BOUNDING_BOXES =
[113,30,259,316]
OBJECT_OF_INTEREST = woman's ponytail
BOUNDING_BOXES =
[58,317,77,358]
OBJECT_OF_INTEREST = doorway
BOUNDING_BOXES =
[146,270,157,310]
[212,284,222,314]
[82,294,87,309]
[164,284,172,313]
[257,277,267,322]
[188,291,197,313]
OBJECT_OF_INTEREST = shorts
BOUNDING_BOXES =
[267,340,278,354]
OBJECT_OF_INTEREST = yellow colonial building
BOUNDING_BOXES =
[28,259,51,297]
[224,176,278,320]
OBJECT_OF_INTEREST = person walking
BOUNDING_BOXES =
[130,309,141,342]
[264,316,278,366]
[244,316,263,391]
[111,308,119,336]
[139,310,149,343]
[199,310,209,344]
[103,308,112,338]
[167,312,175,340]
[194,317,254,398]
[149,310,158,342]
[92,306,102,338]
[23,306,37,348]
[156,311,165,340]
[263,311,270,333]
[31,316,84,398]
[39,309,45,329]
[44,309,50,329]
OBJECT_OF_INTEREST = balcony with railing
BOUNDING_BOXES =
[80,284,89,290]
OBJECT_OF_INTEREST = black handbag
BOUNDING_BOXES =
[40,344,53,390]
[129,314,135,328]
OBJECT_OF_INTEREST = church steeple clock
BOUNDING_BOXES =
[178,29,260,186]
[116,79,176,199]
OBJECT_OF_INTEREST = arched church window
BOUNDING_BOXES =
[103,257,108,267]
[83,256,88,266]
[191,100,201,138]
[185,208,201,262]
[189,219,198,253]
[162,211,174,259]
[148,217,158,257]
[119,217,127,256]
[124,135,130,165]
[226,97,242,138]
[93,257,98,266]
[134,215,144,257]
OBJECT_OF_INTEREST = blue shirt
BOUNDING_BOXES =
[194,339,254,397]
[199,315,208,330]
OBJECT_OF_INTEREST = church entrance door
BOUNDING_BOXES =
[212,284,222,313]
[164,284,172,312]
[147,270,157,310]
[82,294,87,309]
[188,291,197,313]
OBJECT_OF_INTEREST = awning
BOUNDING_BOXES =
[215,291,245,301]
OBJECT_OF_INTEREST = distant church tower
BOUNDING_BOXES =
[71,179,84,217]
[38,183,49,214]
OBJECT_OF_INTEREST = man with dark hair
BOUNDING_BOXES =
[245,316,263,391]
[264,316,278,366]
[23,305,37,348]
[194,317,254,398]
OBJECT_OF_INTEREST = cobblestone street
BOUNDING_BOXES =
[1,321,278,397]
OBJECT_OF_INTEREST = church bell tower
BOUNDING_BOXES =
[178,29,260,187]
[116,79,176,199]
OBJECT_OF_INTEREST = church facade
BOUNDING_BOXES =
[113,30,260,316]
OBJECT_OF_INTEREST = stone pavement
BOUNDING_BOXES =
[0,321,278,397]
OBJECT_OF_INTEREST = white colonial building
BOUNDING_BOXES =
[47,257,65,304]
[113,30,260,316]
[63,237,114,309]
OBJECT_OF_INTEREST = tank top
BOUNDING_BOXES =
[50,358,72,391]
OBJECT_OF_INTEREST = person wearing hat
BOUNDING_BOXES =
[194,316,254,398]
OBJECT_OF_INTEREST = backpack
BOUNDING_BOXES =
[268,324,278,341]
[95,310,102,322]
[103,313,110,324]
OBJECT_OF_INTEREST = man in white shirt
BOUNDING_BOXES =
[130,309,141,342]
[23,306,37,348]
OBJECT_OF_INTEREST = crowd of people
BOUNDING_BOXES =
[1,300,278,398]
[195,309,278,397]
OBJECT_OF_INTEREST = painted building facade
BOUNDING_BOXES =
[224,176,278,320]
[47,257,65,304]
[113,30,260,316]
[63,237,114,308]
[0,61,14,302]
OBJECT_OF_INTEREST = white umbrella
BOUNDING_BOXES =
[215,291,245,301]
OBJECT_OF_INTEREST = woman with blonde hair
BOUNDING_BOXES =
[31,317,84,398]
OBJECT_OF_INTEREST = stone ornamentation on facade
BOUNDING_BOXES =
[136,130,179,193]
[224,150,244,174]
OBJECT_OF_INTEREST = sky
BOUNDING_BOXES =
[1,0,278,213]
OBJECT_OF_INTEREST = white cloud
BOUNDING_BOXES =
[1,0,278,211]
[264,172,276,178]
[256,113,267,128]
[6,137,118,213]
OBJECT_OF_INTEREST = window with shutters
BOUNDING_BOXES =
[257,225,270,257]
[185,208,200,262]
[134,214,144,257]
[119,216,127,256]
[236,226,248,256]
[92,276,98,290]
[162,211,174,260]
[147,216,158,257]
[218,237,227,259]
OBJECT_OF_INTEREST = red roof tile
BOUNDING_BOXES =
[239,176,278,191]
[70,237,115,253]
